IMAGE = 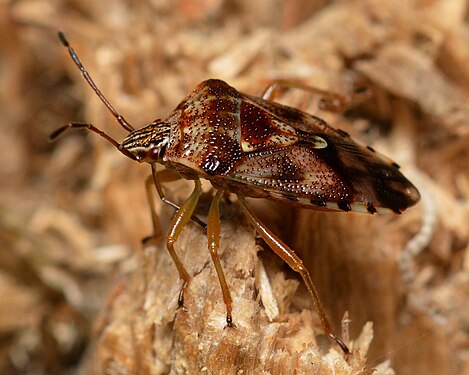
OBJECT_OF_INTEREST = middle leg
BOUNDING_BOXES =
[207,189,234,327]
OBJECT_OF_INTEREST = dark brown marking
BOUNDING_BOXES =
[353,86,369,94]
[337,128,350,137]
[283,195,300,201]
[245,95,308,125]
[367,145,375,152]
[391,162,401,169]
[367,203,376,214]
[202,134,242,175]
[338,201,351,212]
[240,101,275,148]
[311,199,326,207]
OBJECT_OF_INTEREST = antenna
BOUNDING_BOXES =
[49,122,138,160]
[57,31,135,133]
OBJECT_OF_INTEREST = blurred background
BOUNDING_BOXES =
[1,0,469,374]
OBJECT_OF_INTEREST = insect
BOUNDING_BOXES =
[51,32,420,354]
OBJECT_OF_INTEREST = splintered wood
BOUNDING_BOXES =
[2,0,469,374]
[97,212,387,374]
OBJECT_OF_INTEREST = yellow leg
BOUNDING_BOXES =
[166,179,202,309]
[261,79,367,113]
[143,166,195,245]
[238,196,349,354]
[150,164,206,229]
[144,174,163,243]
[151,164,182,211]
[207,189,234,327]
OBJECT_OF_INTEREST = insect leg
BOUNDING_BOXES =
[151,164,207,229]
[238,197,350,354]
[166,179,203,309]
[261,80,350,113]
[143,174,163,244]
[207,189,234,327]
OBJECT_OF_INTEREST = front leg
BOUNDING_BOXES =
[165,179,203,309]
[144,164,206,246]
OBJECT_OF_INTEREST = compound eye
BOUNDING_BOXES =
[146,147,160,160]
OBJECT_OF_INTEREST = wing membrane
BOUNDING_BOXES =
[227,94,420,213]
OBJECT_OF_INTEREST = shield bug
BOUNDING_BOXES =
[51,32,420,354]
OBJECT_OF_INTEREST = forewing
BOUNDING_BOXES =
[228,144,351,204]
[228,94,420,214]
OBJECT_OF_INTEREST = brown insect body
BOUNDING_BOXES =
[123,79,419,214]
[53,32,420,354]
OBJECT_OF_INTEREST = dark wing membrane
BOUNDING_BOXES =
[243,94,340,137]
[227,94,420,214]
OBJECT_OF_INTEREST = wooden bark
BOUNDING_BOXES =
[94,202,388,374]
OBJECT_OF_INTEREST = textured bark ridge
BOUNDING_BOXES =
[95,204,389,374]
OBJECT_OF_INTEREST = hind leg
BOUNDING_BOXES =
[261,79,370,113]
[238,196,349,354]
